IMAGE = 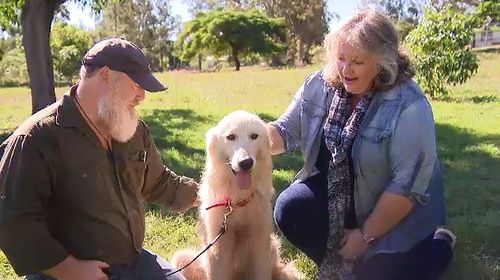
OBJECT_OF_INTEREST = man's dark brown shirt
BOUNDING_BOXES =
[0,88,197,275]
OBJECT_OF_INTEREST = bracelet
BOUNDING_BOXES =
[360,229,375,245]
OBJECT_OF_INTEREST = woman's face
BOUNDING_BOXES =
[336,43,379,95]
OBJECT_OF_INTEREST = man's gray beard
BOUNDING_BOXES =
[98,91,138,143]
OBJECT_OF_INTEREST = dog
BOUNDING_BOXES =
[172,110,300,280]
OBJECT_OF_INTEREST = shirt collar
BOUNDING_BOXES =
[56,85,99,135]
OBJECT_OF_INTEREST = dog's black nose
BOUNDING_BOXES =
[239,158,253,171]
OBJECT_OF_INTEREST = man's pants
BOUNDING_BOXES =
[25,249,186,280]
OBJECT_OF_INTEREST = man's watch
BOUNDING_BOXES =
[360,229,376,245]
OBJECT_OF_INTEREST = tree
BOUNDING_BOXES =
[472,0,500,27]
[51,22,92,83]
[183,0,259,15]
[96,0,178,72]
[261,0,329,65]
[176,10,286,71]
[364,0,422,40]
[0,0,108,114]
[182,0,329,66]
[405,5,479,98]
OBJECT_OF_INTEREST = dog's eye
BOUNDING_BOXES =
[226,134,236,141]
[250,133,258,140]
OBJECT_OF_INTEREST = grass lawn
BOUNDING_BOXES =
[0,52,498,279]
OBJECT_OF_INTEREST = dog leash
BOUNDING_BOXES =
[164,203,234,277]
[165,192,255,277]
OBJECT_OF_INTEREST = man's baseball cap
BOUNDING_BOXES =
[82,38,167,92]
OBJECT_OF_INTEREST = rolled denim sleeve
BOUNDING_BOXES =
[386,97,437,204]
[270,84,304,153]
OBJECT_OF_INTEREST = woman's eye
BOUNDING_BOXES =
[250,133,258,140]
[354,60,364,65]
[226,134,236,141]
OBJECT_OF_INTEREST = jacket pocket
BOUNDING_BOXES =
[361,101,401,143]
[300,100,326,144]
[360,127,392,143]
[125,150,147,188]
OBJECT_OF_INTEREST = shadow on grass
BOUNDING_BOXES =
[435,123,500,279]
[141,108,214,180]
[141,109,213,217]
[436,94,499,103]
[0,131,11,144]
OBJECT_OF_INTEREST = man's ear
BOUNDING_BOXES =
[98,66,110,83]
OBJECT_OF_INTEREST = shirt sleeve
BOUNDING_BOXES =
[140,123,198,212]
[386,97,437,204]
[0,134,68,276]
[269,83,304,153]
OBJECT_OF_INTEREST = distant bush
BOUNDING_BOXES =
[405,5,478,97]
[0,39,29,87]
[51,22,93,84]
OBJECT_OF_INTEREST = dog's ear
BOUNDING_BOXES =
[205,127,218,157]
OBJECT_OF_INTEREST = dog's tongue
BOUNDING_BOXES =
[236,170,251,189]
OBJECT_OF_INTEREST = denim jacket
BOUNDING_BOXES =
[272,70,446,260]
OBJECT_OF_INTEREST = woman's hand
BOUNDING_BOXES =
[338,228,369,260]
[266,124,285,155]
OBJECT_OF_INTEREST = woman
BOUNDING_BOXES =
[267,9,456,280]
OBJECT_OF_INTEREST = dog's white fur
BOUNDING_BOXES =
[172,110,300,280]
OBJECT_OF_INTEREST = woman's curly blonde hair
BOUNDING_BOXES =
[322,8,415,92]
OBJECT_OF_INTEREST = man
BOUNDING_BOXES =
[0,38,198,280]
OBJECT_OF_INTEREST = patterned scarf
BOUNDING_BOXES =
[318,86,374,280]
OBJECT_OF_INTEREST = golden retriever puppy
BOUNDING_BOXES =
[172,110,300,280]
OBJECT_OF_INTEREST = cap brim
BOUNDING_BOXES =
[128,72,167,92]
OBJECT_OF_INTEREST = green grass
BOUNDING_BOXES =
[0,53,499,279]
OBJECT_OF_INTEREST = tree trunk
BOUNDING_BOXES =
[302,43,311,65]
[232,47,240,71]
[297,39,305,66]
[21,0,59,114]
[198,53,202,71]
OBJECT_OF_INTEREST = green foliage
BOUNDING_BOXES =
[0,37,28,86]
[405,5,479,97]
[369,0,420,41]
[50,22,93,83]
[0,0,24,30]
[176,10,286,70]
[0,0,111,31]
[394,19,417,41]
[96,0,178,72]
[262,0,328,65]
[472,0,500,27]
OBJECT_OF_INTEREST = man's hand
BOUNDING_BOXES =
[186,179,200,209]
[192,195,201,207]
[338,228,369,260]
[44,255,109,280]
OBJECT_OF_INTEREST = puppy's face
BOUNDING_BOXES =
[206,111,270,190]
